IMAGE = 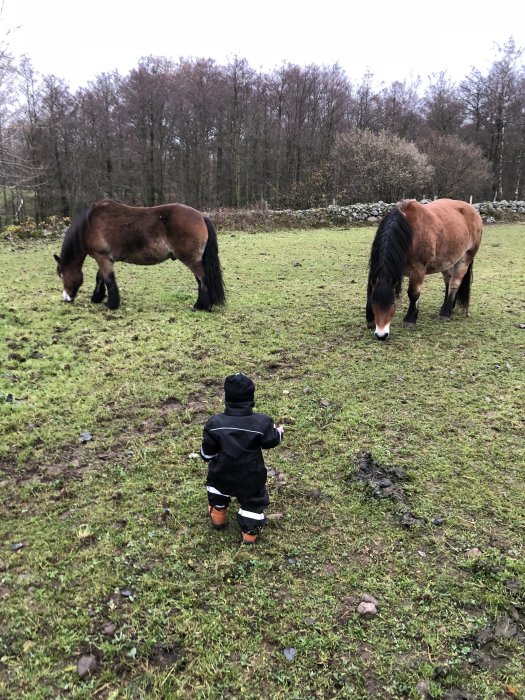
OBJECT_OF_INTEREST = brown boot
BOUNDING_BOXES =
[208,505,228,530]
[241,531,258,545]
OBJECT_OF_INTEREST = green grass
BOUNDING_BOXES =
[1,223,525,699]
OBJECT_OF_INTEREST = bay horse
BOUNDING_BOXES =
[54,200,226,311]
[366,198,483,340]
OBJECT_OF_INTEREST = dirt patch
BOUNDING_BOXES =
[148,641,185,670]
[458,614,524,671]
[161,396,184,412]
[348,452,431,529]
[351,451,408,502]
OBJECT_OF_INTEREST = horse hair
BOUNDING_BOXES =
[368,208,413,308]
[59,206,93,265]
[202,217,226,306]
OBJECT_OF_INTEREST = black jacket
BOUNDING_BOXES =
[200,400,283,499]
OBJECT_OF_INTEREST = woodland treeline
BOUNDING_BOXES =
[0,38,524,222]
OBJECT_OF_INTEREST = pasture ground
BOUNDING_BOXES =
[1,223,524,699]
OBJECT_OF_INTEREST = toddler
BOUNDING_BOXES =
[200,373,284,544]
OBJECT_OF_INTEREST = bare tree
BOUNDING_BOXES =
[375,79,423,140]
[423,72,464,134]
[2,40,524,221]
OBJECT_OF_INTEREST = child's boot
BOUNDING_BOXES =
[241,530,258,545]
[208,505,228,530]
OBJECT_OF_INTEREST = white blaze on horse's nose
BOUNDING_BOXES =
[375,323,390,339]
[62,290,73,302]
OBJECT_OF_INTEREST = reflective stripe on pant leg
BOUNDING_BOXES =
[237,507,265,533]
[206,485,230,497]
[206,485,231,508]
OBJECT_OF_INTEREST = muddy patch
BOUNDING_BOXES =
[148,641,185,670]
[352,451,408,503]
[161,396,184,412]
[456,614,524,671]
[348,452,430,529]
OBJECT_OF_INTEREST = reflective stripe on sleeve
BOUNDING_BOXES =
[200,446,218,459]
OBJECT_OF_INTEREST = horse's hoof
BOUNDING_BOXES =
[438,315,451,322]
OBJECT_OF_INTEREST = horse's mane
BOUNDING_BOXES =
[59,206,93,265]
[368,206,413,303]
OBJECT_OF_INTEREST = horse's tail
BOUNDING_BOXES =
[456,261,473,309]
[202,217,226,307]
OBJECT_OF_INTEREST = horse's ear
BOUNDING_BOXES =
[54,254,61,264]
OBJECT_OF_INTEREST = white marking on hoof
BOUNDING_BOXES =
[62,290,73,302]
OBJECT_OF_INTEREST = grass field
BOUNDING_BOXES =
[1,223,524,699]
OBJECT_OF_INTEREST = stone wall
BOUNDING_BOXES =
[209,199,525,231]
[276,199,525,226]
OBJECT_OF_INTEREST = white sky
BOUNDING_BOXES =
[2,0,525,90]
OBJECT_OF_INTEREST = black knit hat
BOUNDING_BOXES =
[224,373,255,403]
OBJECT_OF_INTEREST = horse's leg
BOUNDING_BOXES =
[187,261,212,311]
[440,270,452,314]
[439,259,470,320]
[366,282,375,329]
[92,254,120,310]
[91,269,106,303]
[403,271,424,327]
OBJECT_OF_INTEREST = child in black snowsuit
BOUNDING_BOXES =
[200,373,284,544]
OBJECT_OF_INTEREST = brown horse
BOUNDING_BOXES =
[54,200,225,311]
[366,198,483,340]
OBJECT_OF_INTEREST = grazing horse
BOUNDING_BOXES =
[54,199,226,311]
[366,198,483,340]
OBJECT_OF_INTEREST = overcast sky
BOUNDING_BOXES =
[3,0,525,89]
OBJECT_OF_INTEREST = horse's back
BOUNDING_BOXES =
[85,200,209,264]
[426,198,483,251]
[401,198,482,273]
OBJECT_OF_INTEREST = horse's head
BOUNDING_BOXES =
[369,276,398,340]
[54,254,83,302]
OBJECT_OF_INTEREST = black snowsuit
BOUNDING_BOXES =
[200,400,283,533]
